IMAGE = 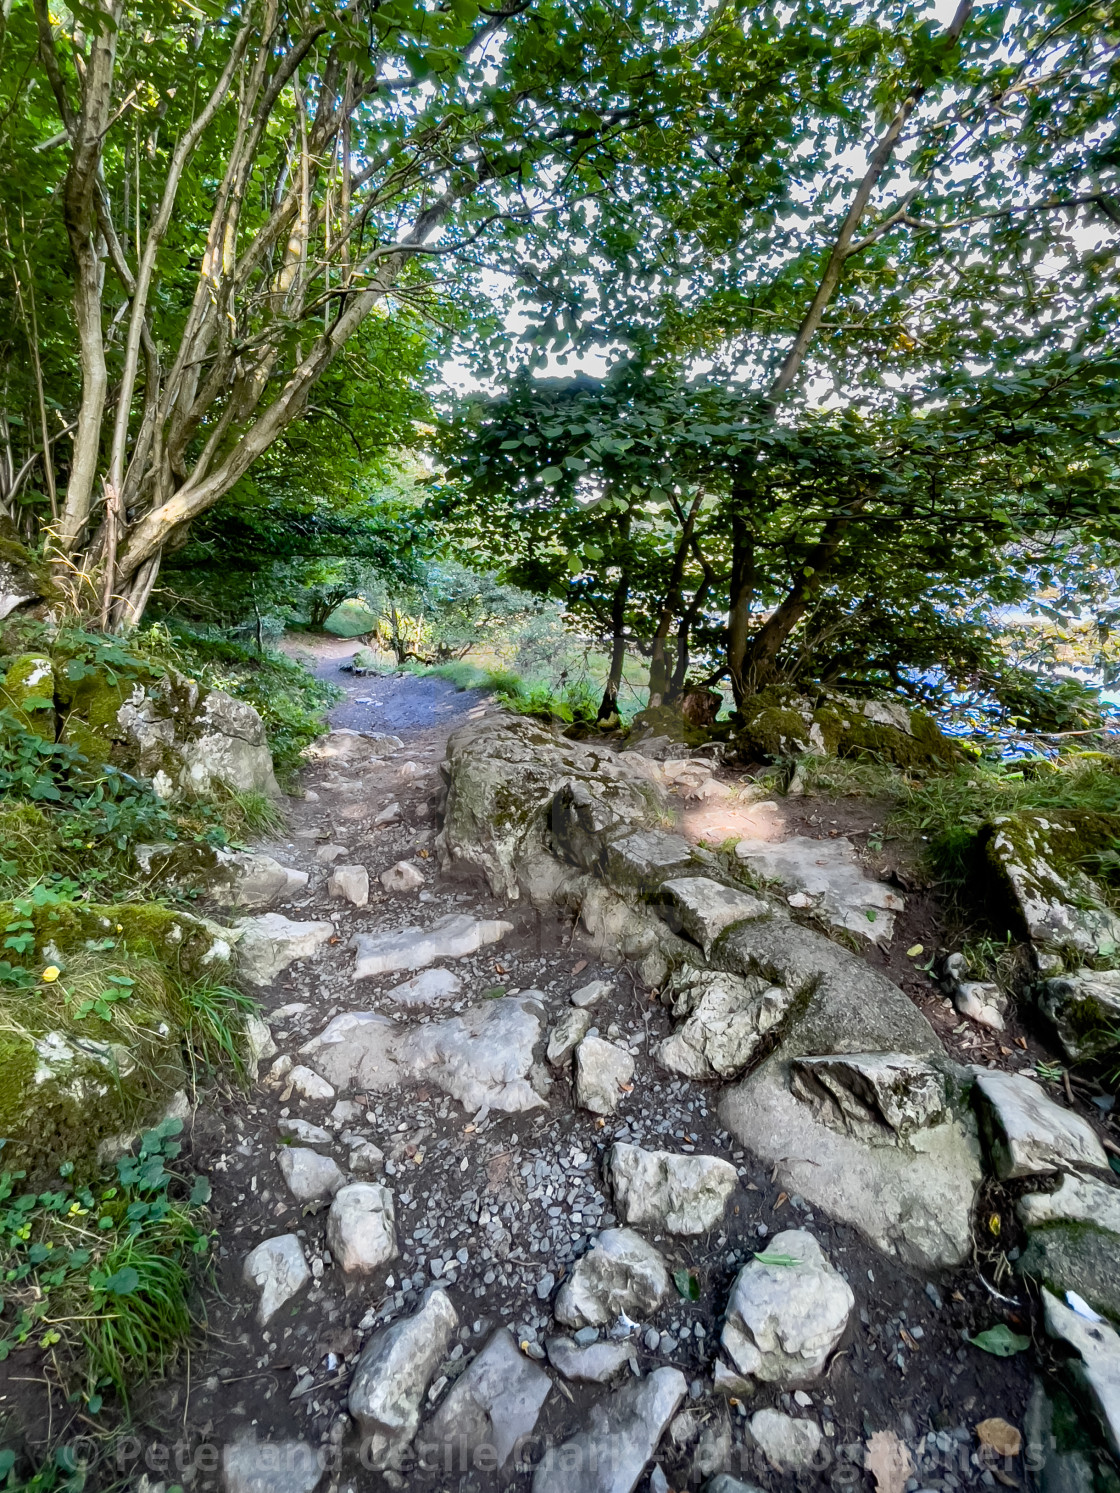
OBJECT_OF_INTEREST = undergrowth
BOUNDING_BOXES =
[0,1116,211,1413]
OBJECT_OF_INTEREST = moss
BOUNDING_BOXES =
[628,703,712,748]
[0,803,54,882]
[737,706,813,761]
[0,653,57,739]
[1017,1220,1120,1324]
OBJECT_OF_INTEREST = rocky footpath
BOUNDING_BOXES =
[122,696,1119,1493]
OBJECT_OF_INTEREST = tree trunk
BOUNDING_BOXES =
[647,492,704,707]
[670,571,711,697]
[739,499,867,692]
[726,495,756,709]
[598,569,630,722]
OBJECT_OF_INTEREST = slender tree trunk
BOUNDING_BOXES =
[726,495,756,709]
[647,491,704,707]
[670,571,711,697]
[598,569,630,722]
[740,498,867,690]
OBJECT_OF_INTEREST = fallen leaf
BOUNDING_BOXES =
[865,1430,914,1493]
[774,1191,789,1209]
[906,944,924,958]
[618,1081,634,1093]
[572,960,588,975]
[993,1470,1020,1487]
[976,1419,1022,1458]
[900,1327,919,1351]
[967,1325,1031,1357]
[753,1251,801,1268]
[988,1213,1001,1235]
[1015,1036,1027,1049]
[672,1267,701,1301]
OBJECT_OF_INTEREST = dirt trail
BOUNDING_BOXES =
[110,656,1037,1492]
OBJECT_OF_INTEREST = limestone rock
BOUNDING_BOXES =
[216,852,308,910]
[607,1143,737,1235]
[222,1438,324,1493]
[0,543,48,621]
[374,800,401,826]
[572,979,613,1009]
[353,913,513,978]
[244,1013,278,1072]
[547,1008,592,1066]
[574,1037,634,1115]
[306,728,402,764]
[1042,1288,1120,1460]
[328,864,369,907]
[243,1234,311,1324]
[380,860,425,892]
[278,1147,345,1204]
[986,812,1120,971]
[718,919,982,1272]
[423,1327,551,1469]
[1018,1174,1120,1237]
[315,842,349,865]
[349,1140,385,1175]
[326,1183,398,1275]
[531,1366,686,1493]
[545,1335,637,1383]
[658,969,792,1081]
[603,830,712,892]
[1033,968,1120,1063]
[235,913,334,986]
[749,1409,822,1471]
[789,1053,955,1143]
[973,1069,1108,1179]
[165,685,282,800]
[306,996,546,1113]
[733,835,903,945]
[1018,1222,1120,1324]
[348,1289,458,1468]
[942,952,1008,1032]
[653,876,774,954]
[721,1229,853,1382]
[286,1065,335,1102]
[385,968,462,1006]
[554,1228,670,1328]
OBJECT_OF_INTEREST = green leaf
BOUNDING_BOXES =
[189,1175,212,1206]
[753,1251,801,1268]
[672,1266,700,1301]
[967,1325,1030,1356]
[99,1266,140,1296]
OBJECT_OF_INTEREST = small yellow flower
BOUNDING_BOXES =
[115,924,123,932]
[41,965,61,983]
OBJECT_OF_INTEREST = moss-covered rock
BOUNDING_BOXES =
[1033,967,1120,1062]
[1018,1220,1120,1324]
[1,653,57,737]
[984,811,1120,973]
[627,703,712,750]
[0,530,55,623]
[733,686,958,767]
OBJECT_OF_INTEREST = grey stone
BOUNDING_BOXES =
[554,1228,670,1328]
[1034,968,1120,1063]
[987,813,1120,971]
[348,1289,458,1469]
[277,1117,333,1146]
[326,1183,398,1276]
[705,1479,767,1493]
[531,1366,686,1493]
[733,835,904,944]
[278,1147,345,1203]
[790,1053,955,1142]
[243,1234,310,1324]
[380,860,426,892]
[222,1438,323,1493]
[721,1228,853,1382]
[349,1141,386,1175]
[1018,1174,1120,1237]
[315,842,350,865]
[353,913,513,978]
[244,1013,278,1072]
[658,968,792,1081]
[718,920,982,1272]
[422,1327,551,1468]
[607,1143,737,1235]
[942,952,1008,1033]
[285,1065,335,1102]
[1018,1222,1120,1323]
[749,1409,822,1471]
[604,830,710,892]
[547,1008,592,1066]
[374,800,402,826]
[306,996,546,1114]
[328,864,369,907]
[384,968,462,1006]
[235,913,334,986]
[653,877,773,954]
[545,1336,636,1383]
[1024,1377,1114,1493]
[572,980,613,1009]
[1042,1288,1120,1460]
[574,1037,634,1115]
[217,852,309,910]
[0,552,45,620]
[974,1069,1109,1179]
[118,677,282,802]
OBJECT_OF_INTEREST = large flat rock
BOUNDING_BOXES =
[1043,1289,1120,1460]
[421,1327,551,1470]
[353,913,513,978]
[973,1069,1109,1179]
[733,835,903,944]
[531,1366,686,1493]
